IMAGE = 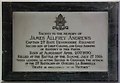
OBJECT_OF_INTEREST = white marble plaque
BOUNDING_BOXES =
[13,12,108,72]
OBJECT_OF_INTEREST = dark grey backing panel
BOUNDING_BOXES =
[2,2,119,82]
[108,3,118,81]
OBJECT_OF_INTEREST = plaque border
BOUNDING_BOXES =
[2,2,119,82]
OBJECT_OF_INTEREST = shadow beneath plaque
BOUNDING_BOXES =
[1,82,119,83]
